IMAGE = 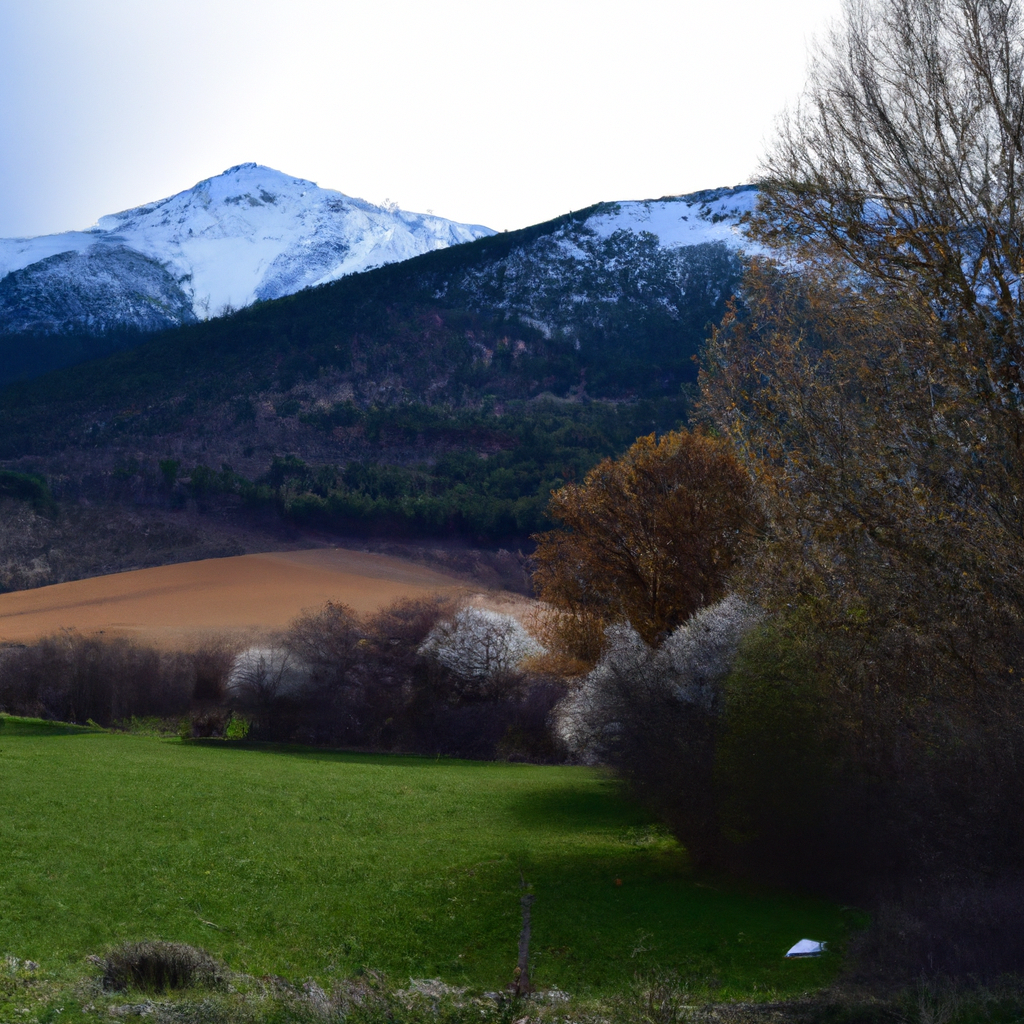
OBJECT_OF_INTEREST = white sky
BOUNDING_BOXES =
[0,0,843,238]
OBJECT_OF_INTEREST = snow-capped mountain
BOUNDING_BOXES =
[0,168,760,402]
[0,164,494,334]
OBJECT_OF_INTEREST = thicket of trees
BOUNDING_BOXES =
[696,0,1024,889]
[0,598,563,763]
[538,0,1024,931]
[226,597,561,759]
[0,632,225,726]
[0,383,690,553]
[125,399,688,546]
[267,400,689,543]
[555,596,763,869]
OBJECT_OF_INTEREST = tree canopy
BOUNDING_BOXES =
[706,0,1024,653]
[532,429,760,662]
[696,0,1024,885]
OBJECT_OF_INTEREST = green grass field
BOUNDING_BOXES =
[0,715,844,1001]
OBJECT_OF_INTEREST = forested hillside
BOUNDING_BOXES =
[0,194,745,586]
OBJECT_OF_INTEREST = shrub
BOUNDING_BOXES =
[227,646,307,702]
[851,880,1024,985]
[190,646,234,704]
[419,607,545,692]
[101,941,221,992]
[555,596,762,864]
[712,617,837,884]
[284,601,364,679]
[225,645,310,741]
[556,596,762,759]
[0,470,55,514]
[367,596,561,759]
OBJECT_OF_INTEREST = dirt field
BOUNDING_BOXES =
[0,548,466,647]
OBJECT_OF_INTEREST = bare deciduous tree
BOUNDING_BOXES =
[706,0,1024,646]
[761,0,1024,370]
[699,0,1024,883]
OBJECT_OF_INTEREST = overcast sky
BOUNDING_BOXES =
[0,0,843,238]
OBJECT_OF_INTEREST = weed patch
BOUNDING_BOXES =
[100,942,222,992]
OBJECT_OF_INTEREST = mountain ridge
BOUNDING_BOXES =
[0,169,756,349]
[0,163,495,332]
[0,179,756,584]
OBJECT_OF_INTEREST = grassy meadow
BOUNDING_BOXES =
[0,716,845,1006]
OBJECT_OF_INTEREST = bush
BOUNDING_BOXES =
[712,618,837,884]
[100,941,221,992]
[284,601,364,678]
[555,596,762,865]
[678,608,1024,896]
[0,470,55,514]
[419,607,545,692]
[851,880,1024,985]
[191,646,234,704]
[226,645,309,736]
[556,596,762,757]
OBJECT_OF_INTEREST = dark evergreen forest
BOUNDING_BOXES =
[0,204,740,551]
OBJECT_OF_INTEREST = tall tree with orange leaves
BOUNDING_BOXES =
[532,429,760,664]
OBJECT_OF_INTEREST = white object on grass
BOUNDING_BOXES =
[785,939,827,958]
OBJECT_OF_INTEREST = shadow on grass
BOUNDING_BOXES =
[505,779,646,833]
[183,736,553,770]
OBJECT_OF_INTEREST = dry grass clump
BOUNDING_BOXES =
[101,941,222,992]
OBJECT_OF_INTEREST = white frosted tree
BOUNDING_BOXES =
[419,607,544,684]
[554,595,763,761]
[227,646,309,720]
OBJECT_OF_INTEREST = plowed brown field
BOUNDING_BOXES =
[0,549,465,647]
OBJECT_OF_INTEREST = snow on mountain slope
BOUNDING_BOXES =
[0,171,758,350]
[0,245,196,336]
[428,185,756,348]
[583,185,758,250]
[0,164,495,327]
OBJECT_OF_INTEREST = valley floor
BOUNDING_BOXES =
[0,717,843,1004]
[3,726,1021,1022]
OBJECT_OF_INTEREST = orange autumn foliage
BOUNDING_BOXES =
[531,429,761,663]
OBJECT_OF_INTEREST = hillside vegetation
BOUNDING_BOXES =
[0,204,739,576]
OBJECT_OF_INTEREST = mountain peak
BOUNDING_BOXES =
[0,167,495,324]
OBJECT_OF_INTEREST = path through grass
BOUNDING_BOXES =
[0,716,844,998]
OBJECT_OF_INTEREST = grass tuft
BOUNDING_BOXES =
[101,941,222,992]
